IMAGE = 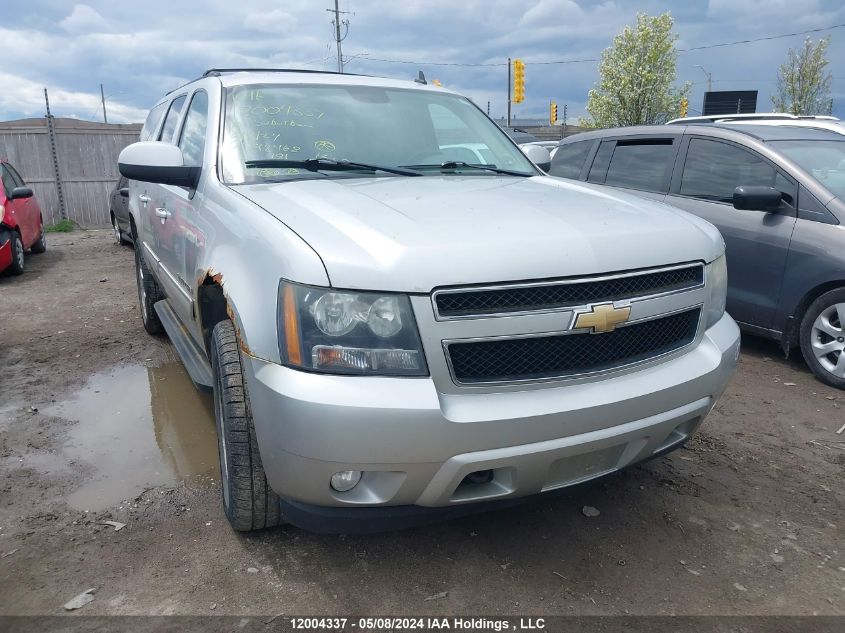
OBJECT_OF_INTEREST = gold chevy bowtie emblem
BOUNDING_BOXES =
[573,303,631,333]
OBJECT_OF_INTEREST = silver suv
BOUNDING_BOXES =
[119,69,740,532]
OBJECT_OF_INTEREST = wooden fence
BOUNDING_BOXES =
[0,118,141,228]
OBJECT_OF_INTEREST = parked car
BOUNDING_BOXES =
[668,113,845,136]
[118,68,739,532]
[0,158,45,275]
[549,123,845,389]
[109,176,133,245]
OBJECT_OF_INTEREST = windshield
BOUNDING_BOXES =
[220,84,536,184]
[769,139,845,199]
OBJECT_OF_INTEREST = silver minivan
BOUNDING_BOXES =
[119,69,739,532]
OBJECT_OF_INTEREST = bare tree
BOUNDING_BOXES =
[772,36,833,115]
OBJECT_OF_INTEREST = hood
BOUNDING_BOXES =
[235,175,723,292]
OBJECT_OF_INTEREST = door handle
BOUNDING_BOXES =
[155,207,171,219]
[138,194,151,203]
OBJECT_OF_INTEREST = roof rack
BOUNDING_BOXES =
[201,68,360,77]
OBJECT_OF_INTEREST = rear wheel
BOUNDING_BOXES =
[799,288,845,390]
[211,319,282,531]
[133,223,165,334]
[30,227,46,254]
[112,213,130,245]
[8,232,25,274]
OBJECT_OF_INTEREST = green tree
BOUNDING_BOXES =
[771,36,832,115]
[582,12,690,128]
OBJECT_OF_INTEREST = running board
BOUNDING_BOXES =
[153,300,214,392]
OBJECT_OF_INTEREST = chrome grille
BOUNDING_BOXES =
[446,308,701,384]
[434,264,703,319]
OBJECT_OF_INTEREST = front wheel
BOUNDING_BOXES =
[8,232,25,274]
[211,319,282,531]
[799,288,845,390]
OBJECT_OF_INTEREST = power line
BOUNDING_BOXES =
[349,22,845,68]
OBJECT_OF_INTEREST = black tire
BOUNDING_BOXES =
[133,224,165,334]
[211,319,282,531]
[799,287,845,390]
[112,213,130,246]
[8,231,25,275]
[30,226,46,254]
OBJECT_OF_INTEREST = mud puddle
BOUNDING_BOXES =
[44,362,219,511]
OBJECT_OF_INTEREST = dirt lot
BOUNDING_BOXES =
[0,231,843,617]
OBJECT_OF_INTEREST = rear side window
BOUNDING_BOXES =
[603,140,674,192]
[140,102,168,141]
[178,91,209,167]
[680,138,777,203]
[548,140,593,180]
[158,96,187,144]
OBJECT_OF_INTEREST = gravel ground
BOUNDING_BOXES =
[0,231,843,617]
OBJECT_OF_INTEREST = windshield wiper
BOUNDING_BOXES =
[401,161,533,177]
[244,158,422,177]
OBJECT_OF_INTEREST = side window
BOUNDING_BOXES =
[178,91,209,167]
[680,138,777,203]
[5,163,25,187]
[1,166,16,195]
[548,140,593,180]
[140,102,168,142]
[158,96,187,144]
[587,141,614,183]
[603,140,674,192]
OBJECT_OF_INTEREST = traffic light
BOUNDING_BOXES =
[680,96,689,118]
[513,59,525,104]
[550,101,558,124]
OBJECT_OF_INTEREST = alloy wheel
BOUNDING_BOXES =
[811,302,845,379]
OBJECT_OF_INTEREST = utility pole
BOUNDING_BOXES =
[487,100,490,116]
[695,64,712,92]
[507,57,512,128]
[100,83,108,124]
[563,103,568,138]
[327,0,350,73]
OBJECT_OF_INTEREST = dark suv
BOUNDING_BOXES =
[549,124,845,389]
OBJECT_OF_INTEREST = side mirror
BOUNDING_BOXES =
[119,187,129,197]
[9,186,33,200]
[520,144,552,172]
[733,186,783,212]
[118,141,200,189]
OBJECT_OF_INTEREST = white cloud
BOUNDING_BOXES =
[60,4,110,34]
[0,72,148,123]
[244,9,297,34]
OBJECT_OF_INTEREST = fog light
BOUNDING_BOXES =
[330,470,362,492]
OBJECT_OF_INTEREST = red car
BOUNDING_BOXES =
[0,158,46,275]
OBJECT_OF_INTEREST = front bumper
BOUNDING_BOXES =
[244,313,740,522]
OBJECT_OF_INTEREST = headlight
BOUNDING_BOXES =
[278,281,428,376]
[0,204,5,223]
[704,255,727,329]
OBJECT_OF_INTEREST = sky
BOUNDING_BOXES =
[2,0,844,124]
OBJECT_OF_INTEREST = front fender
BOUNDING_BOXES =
[193,185,329,364]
